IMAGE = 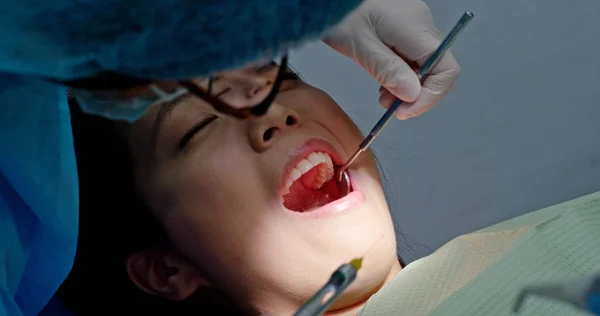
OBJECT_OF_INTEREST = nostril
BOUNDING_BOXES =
[285,115,297,126]
[263,127,277,142]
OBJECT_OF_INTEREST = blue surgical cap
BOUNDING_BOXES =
[0,0,361,80]
[0,0,362,314]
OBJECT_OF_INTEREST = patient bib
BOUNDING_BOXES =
[360,191,600,316]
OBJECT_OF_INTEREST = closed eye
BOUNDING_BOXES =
[179,116,218,149]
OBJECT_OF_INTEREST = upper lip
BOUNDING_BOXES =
[279,138,344,194]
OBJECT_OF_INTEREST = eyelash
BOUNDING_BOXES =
[178,116,217,149]
[178,71,301,149]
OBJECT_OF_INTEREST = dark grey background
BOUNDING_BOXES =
[291,0,600,262]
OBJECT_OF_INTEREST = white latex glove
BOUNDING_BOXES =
[323,0,460,120]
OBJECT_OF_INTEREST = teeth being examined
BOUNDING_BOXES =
[284,152,334,193]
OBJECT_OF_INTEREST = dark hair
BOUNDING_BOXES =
[57,96,246,315]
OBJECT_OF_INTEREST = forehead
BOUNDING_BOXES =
[128,94,192,154]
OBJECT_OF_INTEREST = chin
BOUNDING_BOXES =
[329,233,398,311]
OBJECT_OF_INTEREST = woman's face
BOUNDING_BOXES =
[127,68,399,313]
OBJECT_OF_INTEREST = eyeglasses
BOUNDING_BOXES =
[68,53,290,122]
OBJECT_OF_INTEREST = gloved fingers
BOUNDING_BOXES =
[376,1,443,63]
[366,39,422,103]
[325,0,461,116]
[378,88,397,109]
[380,63,458,120]
[378,85,388,96]
[324,30,421,102]
[378,49,459,119]
[379,88,428,120]
[400,25,461,94]
[374,8,458,107]
[397,90,441,120]
[375,1,458,79]
[386,26,460,80]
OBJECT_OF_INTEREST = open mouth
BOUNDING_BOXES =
[282,151,350,212]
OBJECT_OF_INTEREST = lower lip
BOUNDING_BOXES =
[289,170,365,219]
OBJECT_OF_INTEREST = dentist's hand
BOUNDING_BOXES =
[322,0,460,120]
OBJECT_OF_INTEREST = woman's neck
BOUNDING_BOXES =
[327,259,403,316]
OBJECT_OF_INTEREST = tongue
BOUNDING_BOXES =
[282,168,343,212]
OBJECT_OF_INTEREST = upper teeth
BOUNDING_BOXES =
[284,152,334,193]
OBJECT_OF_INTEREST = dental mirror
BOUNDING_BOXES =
[335,165,352,196]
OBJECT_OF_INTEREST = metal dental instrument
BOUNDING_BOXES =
[335,11,475,194]
[514,274,600,315]
[294,258,363,316]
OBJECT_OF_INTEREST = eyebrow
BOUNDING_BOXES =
[151,92,192,150]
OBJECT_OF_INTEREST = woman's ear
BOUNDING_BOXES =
[126,249,209,301]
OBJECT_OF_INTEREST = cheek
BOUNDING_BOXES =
[170,149,269,223]
[159,147,277,265]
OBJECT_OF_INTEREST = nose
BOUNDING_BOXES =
[243,76,273,98]
[221,72,273,99]
[248,103,300,152]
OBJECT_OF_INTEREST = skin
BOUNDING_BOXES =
[124,69,401,315]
